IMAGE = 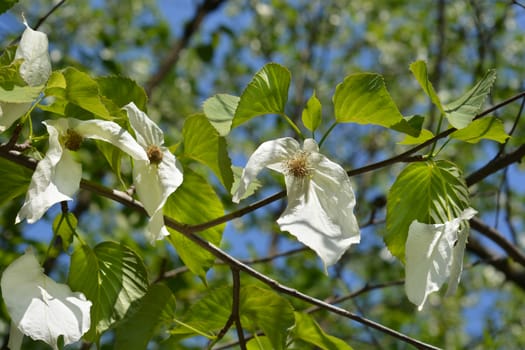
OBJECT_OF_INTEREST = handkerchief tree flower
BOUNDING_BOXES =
[1,250,91,350]
[0,20,51,132]
[123,102,184,242]
[232,137,360,268]
[405,208,478,310]
[16,118,148,224]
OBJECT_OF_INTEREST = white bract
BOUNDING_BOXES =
[405,208,477,310]
[16,118,148,224]
[124,102,183,242]
[0,251,91,350]
[0,20,51,132]
[232,137,360,268]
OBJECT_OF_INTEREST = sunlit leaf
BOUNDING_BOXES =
[385,160,470,262]
[68,242,149,341]
[333,73,419,136]
[164,168,224,280]
[230,165,262,200]
[409,60,444,113]
[232,63,290,128]
[114,284,176,350]
[0,84,43,103]
[302,90,322,133]
[398,129,434,145]
[203,93,239,136]
[444,69,496,129]
[171,285,294,350]
[450,117,509,144]
[292,312,353,350]
[182,113,234,190]
[246,336,274,350]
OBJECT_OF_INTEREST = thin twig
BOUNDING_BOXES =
[232,268,246,349]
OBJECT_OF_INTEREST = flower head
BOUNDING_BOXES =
[124,102,183,243]
[0,20,51,132]
[232,137,360,269]
[405,208,477,310]
[1,250,91,350]
[16,118,148,224]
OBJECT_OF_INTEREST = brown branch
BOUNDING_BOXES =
[144,0,227,96]
[469,218,525,267]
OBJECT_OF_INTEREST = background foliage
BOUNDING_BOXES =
[1,0,525,349]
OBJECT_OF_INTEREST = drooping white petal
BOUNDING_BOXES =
[405,208,477,310]
[69,118,148,161]
[1,251,91,350]
[232,137,300,203]
[16,122,81,224]
[123,102,165,148]
[15,21,51,87]
[133,152,182,242]
[277,153,360,268]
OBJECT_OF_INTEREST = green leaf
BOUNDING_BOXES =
[182,113,234,190]
[385,161,470,262]
[0,157,32,207]
[333,73,419,136]
[203,93,239,136]
[45,68,112,119]
[68,242,149,341]
[302,90,322,132]
[409,60,444,113]
[95,140,124,187]
[172,285,294,350]
[398,129,434,145]
[0,84,43,103]
[0,0,18,15]
[444,69,497,129]
[51,212,77,254]
[450,117,509,144]
[232,63,290,128]
[114,284,176,350]
[164,168,224,280]
[96,76,148,114]
[246,336,274,350]
[292,312,353,350]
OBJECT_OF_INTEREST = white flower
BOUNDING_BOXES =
[405,208,477,310]
[16,118,148,224]
[232,137,360,268]
[0,20,51,132]
[124,102,183,242]
[1,251,92,350]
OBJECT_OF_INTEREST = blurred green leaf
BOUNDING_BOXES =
[292,312,353,350]
[450,117,509,143]
[0,84,43,103]
[410,60,444,113]
[444,69,497,129]
[0,0,18,15]
[230,165,262,200]
[0,157,32,207]
[182,113,234,190]
[246,336,274,350]
[164,168,224,280]
[96,76,148,112]
[302,90,322,132]
[114,284,176,350]
[68,242,149,341]
[385,160,470,262]
[232,63,290,128]
[203,93,239,136]
[333,73,419,136]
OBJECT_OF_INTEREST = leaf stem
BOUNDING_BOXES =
[281,113,304,139]
[318,120,338,147]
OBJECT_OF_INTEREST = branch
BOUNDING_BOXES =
[144,0,227,96]
[469,218,525,267]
